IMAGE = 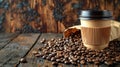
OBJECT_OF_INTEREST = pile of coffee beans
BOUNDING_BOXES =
[33,35,120,65]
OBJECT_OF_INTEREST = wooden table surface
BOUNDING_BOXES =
[0,33,120,67]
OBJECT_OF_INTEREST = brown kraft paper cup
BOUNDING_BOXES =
[79,10,112,50]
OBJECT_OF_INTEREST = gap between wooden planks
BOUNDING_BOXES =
[0,33,41,67]
[0,33,20,50]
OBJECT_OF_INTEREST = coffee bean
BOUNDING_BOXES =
[115,56,120,62]
[86,55,91,58]
[87,58,92,63]
[105,60,113,65]
[94,58,100,65]
[89,52,96,55]
[51,38,55,41]
[72,57,78,62]
[56,59,61,62]
[92,55,96,57]
[49,53,56,57]
[95,52,99,56]
[40,38,46,43]
[44,44,48,47]
[71,61,77,65]
[81,50,85,53]
[77,60,80,63]
[80,56,85,60]
[98,53,103,57]
[100,50,104,53]
[94,61,99,65]
[106,52,110,55]
[104,57,108,61]
[58,38,62,41]
[92,59,96,62]
[80,60,85,65]
[111,58,115,61]
[42,55,47,59]
[46,56,51,60]
[20,58,27,63]
[51,57,56,61]
[32,50,39,55]
[64,55,69,59]
[35,53,43,57]
[52,62,58,65]
[81,47,86,51]
[64,60,70,64]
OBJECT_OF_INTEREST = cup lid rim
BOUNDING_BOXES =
[79,10,112,18]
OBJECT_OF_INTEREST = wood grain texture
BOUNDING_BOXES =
[0,33,19,50]
[0,33,40,67]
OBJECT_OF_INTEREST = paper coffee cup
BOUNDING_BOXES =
[79,10,112,50]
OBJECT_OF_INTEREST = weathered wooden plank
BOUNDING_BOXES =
[0,33,40,67]
[0,33,19,50]
[18,33,62,67]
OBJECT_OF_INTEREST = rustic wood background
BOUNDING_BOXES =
[0,0,120,33]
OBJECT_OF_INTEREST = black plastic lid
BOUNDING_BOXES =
[79,10,112,20]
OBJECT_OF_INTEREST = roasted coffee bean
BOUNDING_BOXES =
[100,50,104,53]
[46,56,51,60]
[94,58,100,65]
[52,62,58,65]
[111,58,115,61]
[86,55,91,58]
[42,55,47,59]
[77,60,80,63]
[35,54,43,57]
[56,59,61,62]
[64,55,69,59]
[81,50,85,53]
[104,57,108,61]
[40,38,46,43]
[51,38,55,41]
[106,52,110,55]
[105,60,113,65]
[87,58,92,63]
[20,58,27,63]
[51,57,56,61]
[80,56,85,60]
[32,50,39,55]
[98,53,103,57]
[81,47,86,51]
[95,52,99,56]
[92,55,96,57]
[94,61,100,65]
[49,53,56,57]
[64,60,70,64]
[115,56,120,62]
[80,60,85,65]
[44,44,48,47]
[71,61,77,65]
